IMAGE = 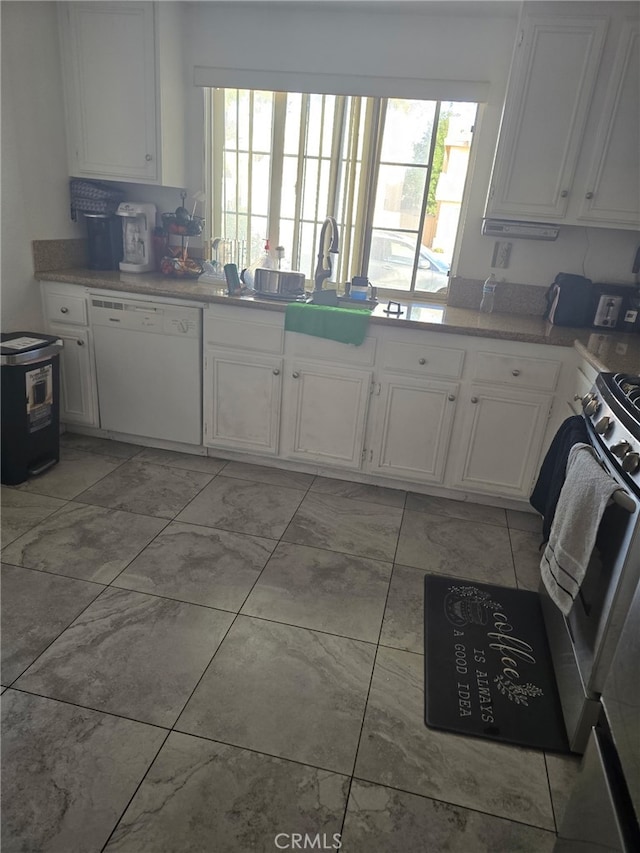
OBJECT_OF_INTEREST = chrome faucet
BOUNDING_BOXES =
[314,216,339,291]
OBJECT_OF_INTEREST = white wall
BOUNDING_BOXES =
[1,0,638,321]
[1,1,82,331]
[182,0,517,275]
[182,0,640,288]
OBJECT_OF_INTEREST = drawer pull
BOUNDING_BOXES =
[512,369,521,376]
[60,307,69,314]
[272,368,280,376]
[448,394,456,402]
[145,154,153,161]
[418,357,427,365]
[471,396,479,404]
[292,371,300,379]
[585,191,594,200]
[76,339,84,346]
[560,190,569,198]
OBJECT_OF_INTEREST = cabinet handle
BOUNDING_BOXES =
[272,368,280,376]
[560,190,569,198]
[60,307,69,314]
[448,394,456,402]
[76,339,84,346]
[585,192,594,199]
[292,371,300,379]
[471,396,479,404]
[512,369,521,376]
[418,357,426,365]
[145,154,153,161]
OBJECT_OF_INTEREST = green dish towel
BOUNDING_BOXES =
[284,303,370,346]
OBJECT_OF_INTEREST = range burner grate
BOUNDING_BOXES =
[612,373,640,421]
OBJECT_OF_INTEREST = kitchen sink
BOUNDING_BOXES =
[306,293,376,311]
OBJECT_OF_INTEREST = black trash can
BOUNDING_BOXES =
[1,332,64,485]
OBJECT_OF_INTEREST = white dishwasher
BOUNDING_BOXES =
[90,296,202,445]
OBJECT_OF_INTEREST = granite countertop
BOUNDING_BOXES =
[37,268,640,374]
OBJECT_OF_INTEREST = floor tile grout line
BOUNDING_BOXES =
[2,583,113,689]
[0,497,71,546]
[169,726,354,780]
[403,503,512,530]
[506,526,521,589]
[543,750,562,835]
[99,728,173,853]
[350,773,559,836]
[338,639,384,840]
[70,453,225,518]
[58,449,135,502]
[2,685,173,732]
[338,544,400,836]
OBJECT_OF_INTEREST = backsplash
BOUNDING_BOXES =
[447,276,548,316]
[32,239,87,274]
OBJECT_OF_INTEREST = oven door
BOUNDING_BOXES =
[540,438,640,753]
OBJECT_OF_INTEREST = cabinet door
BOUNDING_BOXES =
[60,2,157,181]
[54,326,99,427]
[281,362,372,469]
[578,22,640,227]
[450,386,552,498]
[487,16,607,220]
[204,349,282,455]
[369,376,458,483]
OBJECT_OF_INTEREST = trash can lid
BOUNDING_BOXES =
[1,332,62,356]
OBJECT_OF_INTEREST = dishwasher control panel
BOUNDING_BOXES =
[90,298,200,337]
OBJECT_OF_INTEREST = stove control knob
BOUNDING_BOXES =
[575,392,594,404]
[594,416,613,435]
[611,440,632,458]
[621,452,640,474]
[584,398,600,417]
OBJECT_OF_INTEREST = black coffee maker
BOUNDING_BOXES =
[85,213,123,270]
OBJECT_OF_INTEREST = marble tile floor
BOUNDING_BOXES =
[1,433,580,852]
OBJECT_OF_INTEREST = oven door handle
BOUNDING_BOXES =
[587,442,636,513]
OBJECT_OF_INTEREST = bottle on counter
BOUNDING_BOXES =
[480,274,497,313]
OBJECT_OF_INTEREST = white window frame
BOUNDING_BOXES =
[205,88,477,301]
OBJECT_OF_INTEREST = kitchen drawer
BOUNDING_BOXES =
[473,351,561,391]
[44,292,88,326]
[380,339,465,378]
[205,311,284,354]
[285,331,376,366]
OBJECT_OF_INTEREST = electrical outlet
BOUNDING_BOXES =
[491,240,512,269]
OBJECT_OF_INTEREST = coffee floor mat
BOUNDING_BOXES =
[424,574,569,753]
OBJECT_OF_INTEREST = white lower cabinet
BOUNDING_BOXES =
[52,325,99,427]
[203,349,282,455]
[280,361,372,469]
[449,385,553,498]
[368,375,459,483]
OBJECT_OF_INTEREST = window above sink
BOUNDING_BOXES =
[205,88,477,302]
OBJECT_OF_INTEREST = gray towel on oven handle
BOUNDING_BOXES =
[540,443,619,615]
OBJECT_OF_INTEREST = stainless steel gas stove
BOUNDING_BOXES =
[542,372,640,754]
[555,371,640,852]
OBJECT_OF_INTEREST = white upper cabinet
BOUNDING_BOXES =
[487,5,639,230]
[487,13,608,221]
[59,2,185,185]
[576,21,640,226]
